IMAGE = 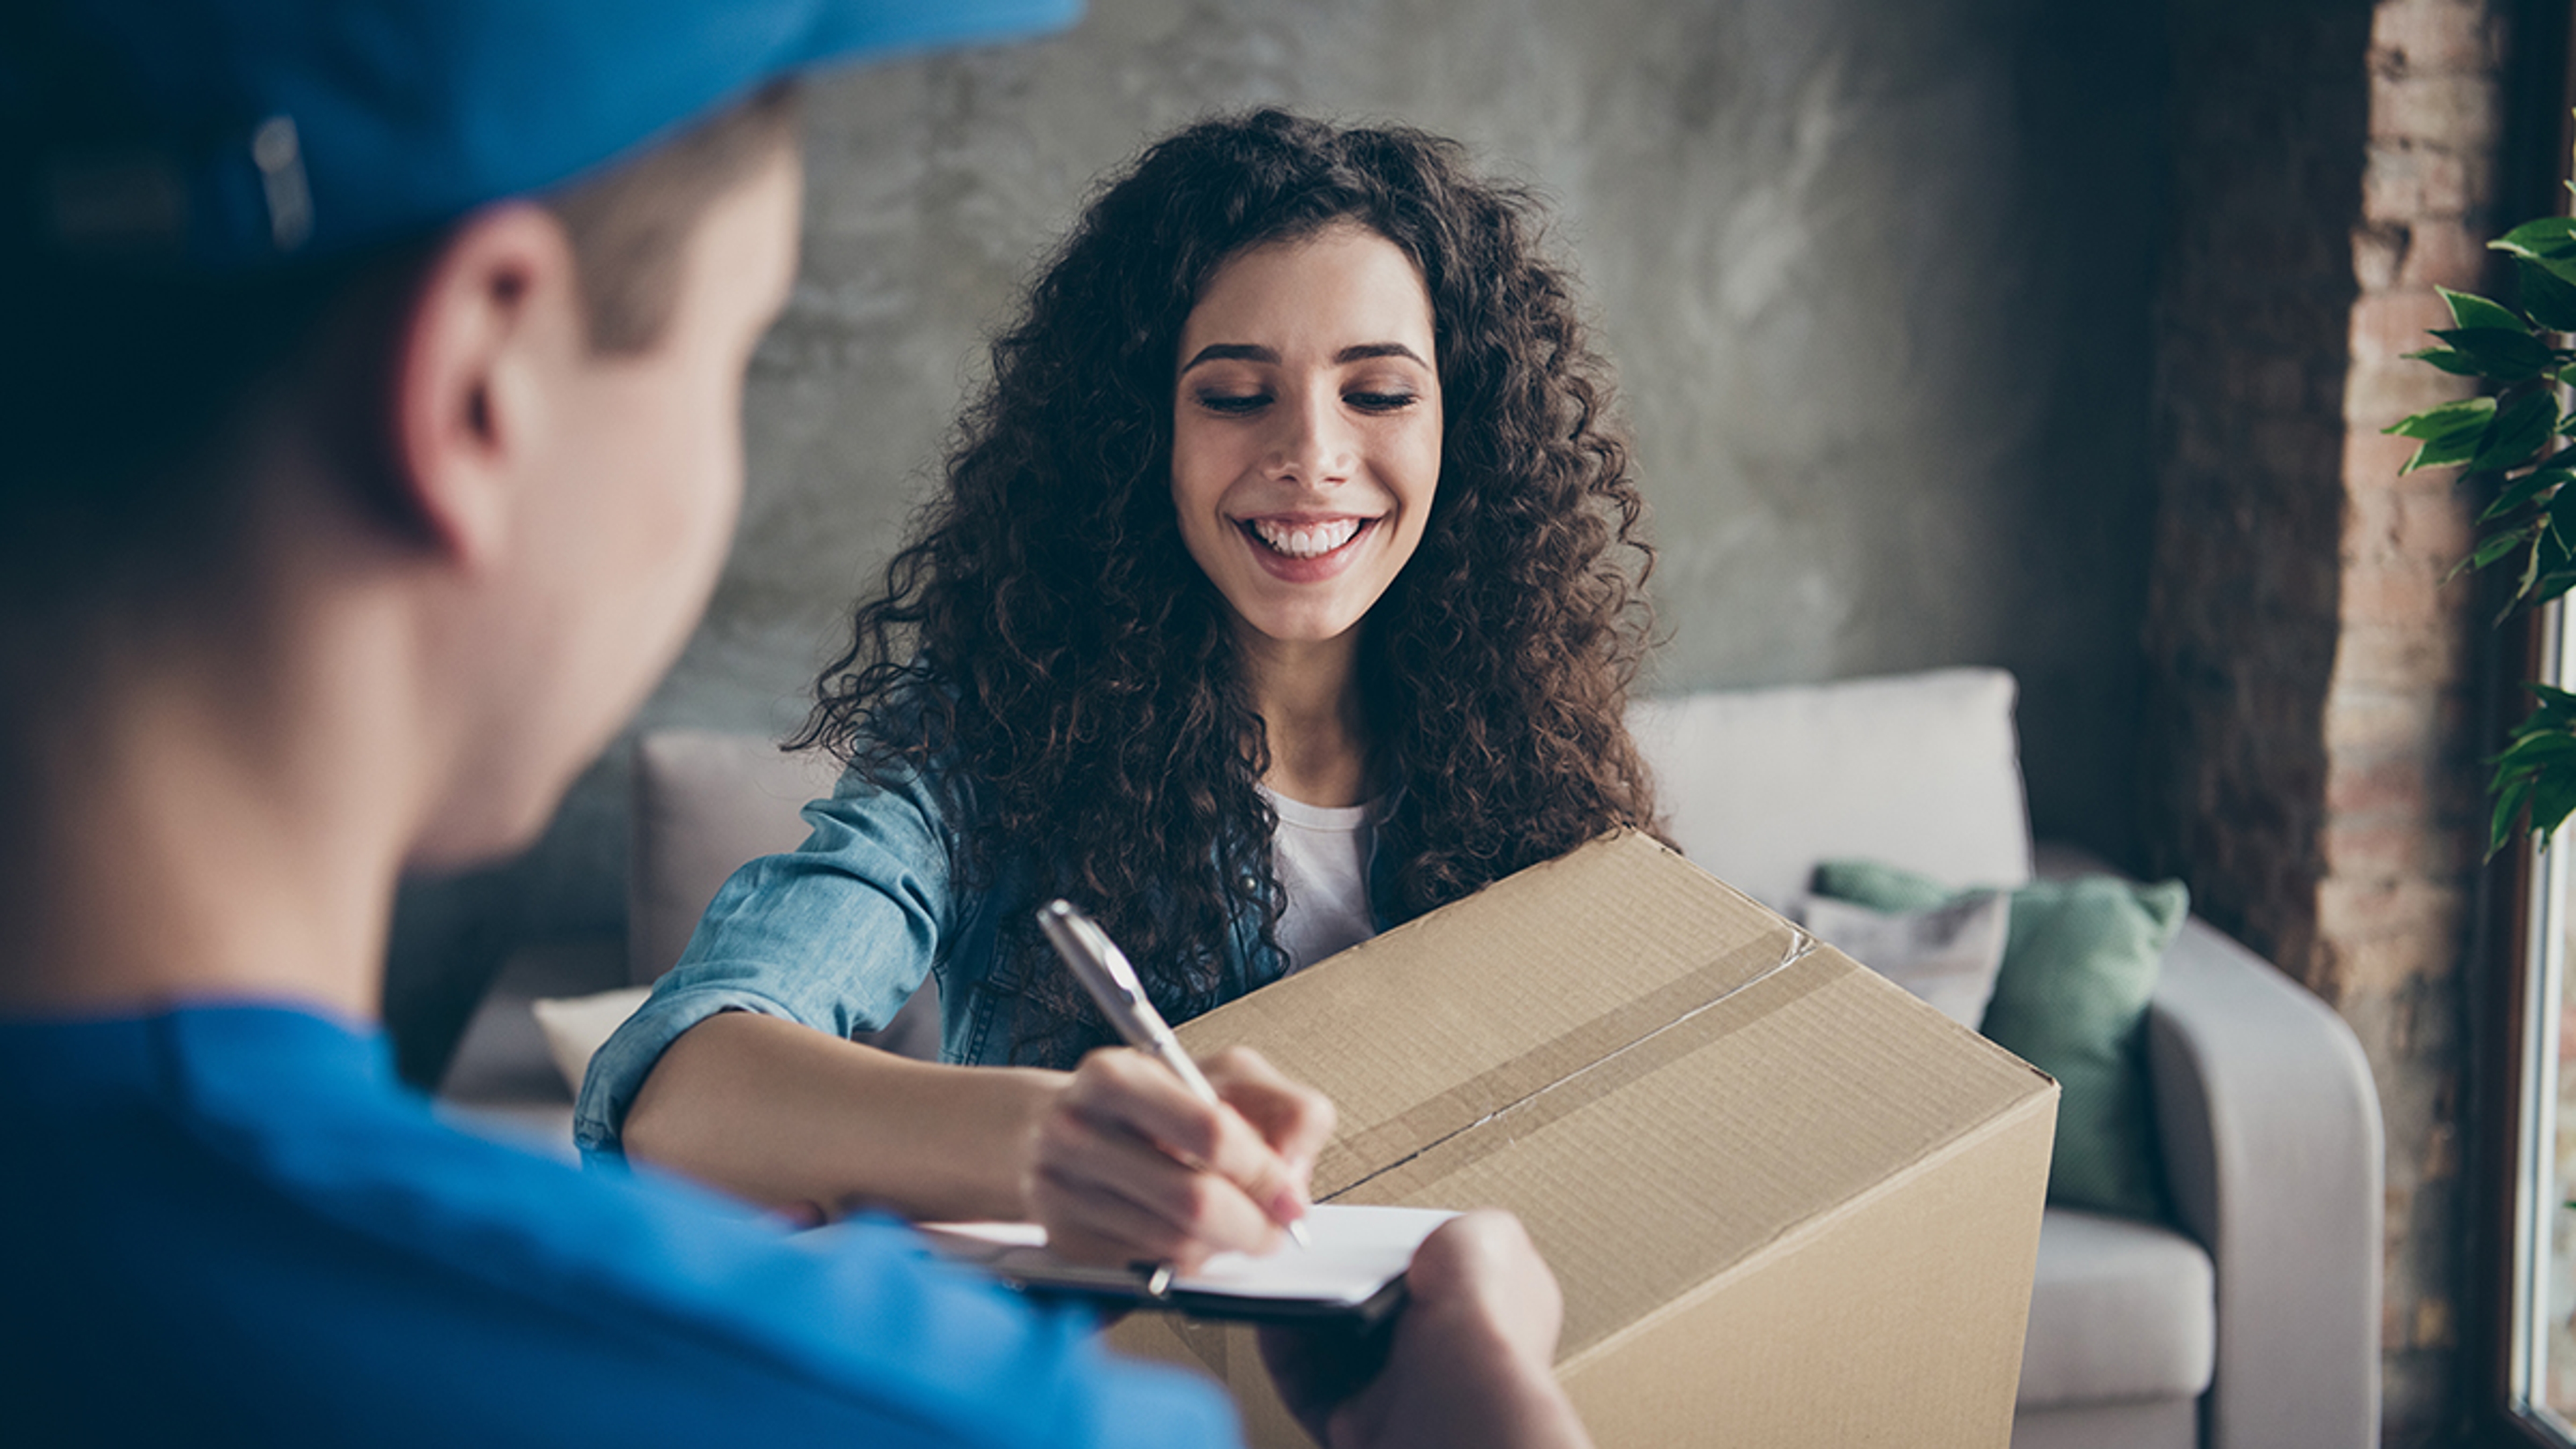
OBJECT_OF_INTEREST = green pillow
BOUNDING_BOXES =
[1811,859,2187,1221]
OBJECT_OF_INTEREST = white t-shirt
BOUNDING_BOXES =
[1263,786,1385,973]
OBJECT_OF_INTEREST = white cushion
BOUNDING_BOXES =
[628,731,845,986]
[1625,667,2035,907]
[1789,890,2010,1029]
[2018,1207,2216,1407]
[530,987,651,1095]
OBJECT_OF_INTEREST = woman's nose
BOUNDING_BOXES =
[1266,386,1356,484]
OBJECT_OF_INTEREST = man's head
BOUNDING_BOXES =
[3,81,804,610]
[2,84,810,874]
[379,97,807,865]
[0,0,1076,871]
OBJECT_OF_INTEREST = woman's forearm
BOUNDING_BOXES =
[621,1010,1065,1223]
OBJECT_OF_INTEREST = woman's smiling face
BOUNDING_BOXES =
[1169,221,1442,651]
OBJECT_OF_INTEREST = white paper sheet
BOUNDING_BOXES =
[918,1203,1456,1306]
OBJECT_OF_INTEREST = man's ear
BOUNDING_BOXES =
[384,203,584,568]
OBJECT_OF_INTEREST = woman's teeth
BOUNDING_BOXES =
[1248,518,1363,558]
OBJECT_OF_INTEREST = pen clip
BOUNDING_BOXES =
[1132,1260,1176,1298]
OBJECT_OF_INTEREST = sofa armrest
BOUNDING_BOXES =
[2145,916,2382,1449]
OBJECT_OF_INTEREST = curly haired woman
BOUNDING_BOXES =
[576,109,1657,1278]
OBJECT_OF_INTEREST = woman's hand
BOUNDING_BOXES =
[1258,1211,1596,1449]
[1024,1044,1335,1273]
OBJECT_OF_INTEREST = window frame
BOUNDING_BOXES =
[2467,12,2576,1443]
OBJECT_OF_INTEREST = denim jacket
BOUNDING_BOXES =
[574,746,1397,1165]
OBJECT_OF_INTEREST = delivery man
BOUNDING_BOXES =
[0,3,1595,1446]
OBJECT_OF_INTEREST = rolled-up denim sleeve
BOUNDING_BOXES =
[574,761,959,1164]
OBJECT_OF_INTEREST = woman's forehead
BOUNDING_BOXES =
[1179,223,1434,357]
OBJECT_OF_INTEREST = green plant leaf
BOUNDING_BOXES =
[2497,735,2576,774]
[2492,771,2535,857]
[2459,523,2537,579]
[2432,326,2558,382]
[2443,286,2530,332]
[2493,216,2576,264]
[2406,345,2489,376]
[2414,435,2487,473]
[2473,392,2563,472]
[2387,396,2497,440]
[2528,569,2576,613]
[2513,688,2573,722]
[2480,468,2571,522]
[2520,258,2576,332]
[2406,404,2505,472]
[2530,765,2576,843]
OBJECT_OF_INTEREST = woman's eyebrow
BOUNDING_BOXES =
[1178,341,1430,374]
[1334,342,1427,366]
[1181,343,1279,372]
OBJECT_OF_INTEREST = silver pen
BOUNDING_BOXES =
[1036,899,1312,1249]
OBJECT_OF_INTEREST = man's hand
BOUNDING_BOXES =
[1025,1044,1334,1273]
[1258,1211,1597,1449]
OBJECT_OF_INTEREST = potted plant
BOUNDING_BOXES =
[2387,213,2576,852]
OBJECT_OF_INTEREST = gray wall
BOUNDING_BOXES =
[390,0,2167,1079]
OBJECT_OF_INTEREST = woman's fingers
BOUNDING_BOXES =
[1071,1048,1320,1210]
[1030,1046,1330,1264]
[1032,1158,1235,1273]
[1200,1045,1335,1230]
[1030,1094,1280,1265]
[1203,1044,1338,1175]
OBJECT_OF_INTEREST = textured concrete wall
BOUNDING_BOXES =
[389,0,2169,1076]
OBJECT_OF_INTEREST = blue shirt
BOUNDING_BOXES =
[0,1002,1238,1448]
[576,747,1398,1163]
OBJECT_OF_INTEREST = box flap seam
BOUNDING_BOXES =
[1324,922,1819,1203]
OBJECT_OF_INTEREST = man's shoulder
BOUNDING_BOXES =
[0,1002,1238,1448]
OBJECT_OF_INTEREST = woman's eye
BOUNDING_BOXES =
[1195,392,1269,415]
[1346,391,1418,413]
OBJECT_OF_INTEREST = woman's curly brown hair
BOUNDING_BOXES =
[792,109,1657,1065]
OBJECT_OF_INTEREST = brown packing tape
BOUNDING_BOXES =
[1321,945,1835,1204]
[1181,830,1811,1195]
[1310,926,1809,1197]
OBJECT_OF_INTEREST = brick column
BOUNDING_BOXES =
[2143,0,2502,1440]
[2334,1,2501,1426]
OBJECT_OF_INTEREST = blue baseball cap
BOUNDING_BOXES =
[5,0,1079,270]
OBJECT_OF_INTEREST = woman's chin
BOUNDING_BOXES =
[1226,601,1372,652]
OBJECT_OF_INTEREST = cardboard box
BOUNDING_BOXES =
[1107,829,2056,1447]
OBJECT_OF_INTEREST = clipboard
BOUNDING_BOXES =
[912,1203,1455,1326]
